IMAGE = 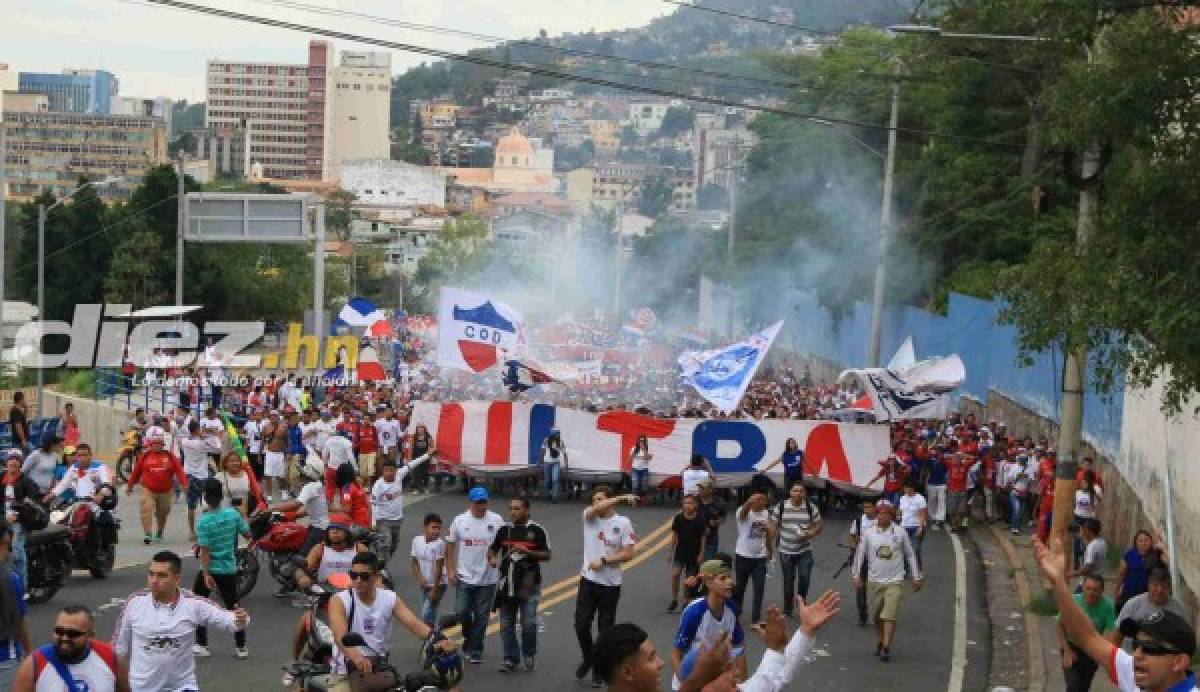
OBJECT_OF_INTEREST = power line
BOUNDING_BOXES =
[242,0,806,90]
[135,0,1027,149]
[660,0,842,36]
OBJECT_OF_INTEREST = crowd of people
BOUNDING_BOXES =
[0,345,1191,692]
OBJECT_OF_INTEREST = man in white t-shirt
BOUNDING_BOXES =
[848,498,879,626]
[326,552,454,692]
[323,430,357,481]
[896,481,927,571]
[411,514,447,627]
[574,486,638,687]
[734,490,773,626]
[374,409,402,465]
[113,550,246,692]
[243,409,265,480]
[1034,537,1197,692]
[312,410,336,457]
[680,454,715,499]
[446,487,503,665]
[370,455,430,560]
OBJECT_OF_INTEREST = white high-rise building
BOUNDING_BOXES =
[0,63,18,112]
[330,51,391,178]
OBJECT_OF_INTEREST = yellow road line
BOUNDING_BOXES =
[443,517,674,638]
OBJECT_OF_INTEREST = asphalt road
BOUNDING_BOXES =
[25,489,991,691]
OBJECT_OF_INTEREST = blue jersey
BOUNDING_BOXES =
[928,456,949,485]
[781,450,804,476]
[674,597,745,654]
[288,423,304,455]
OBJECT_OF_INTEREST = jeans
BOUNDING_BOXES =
[499,586,540,663]
[1064,643,1099,692]
[779,551,813,614]
[421,585,443,627]
[455,582,496,657]
[904,526,924,571]
[543,461,562,502]
[733,555,767,623]
[630,468,649,495]
[10,523,27,587]
[1010,494,1025,533]
[574,578,620,669]
[375,519,404,562]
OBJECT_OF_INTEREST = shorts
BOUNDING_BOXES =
[947,490,967,516]
[672,554,701,574]
[139,489,172,522]
[264,451,286,478]
[186,475,207,510]
[358,453,376,478]
[867,581,904,622]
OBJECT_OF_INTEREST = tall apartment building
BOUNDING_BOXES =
[0,107,167,202]
[113,96,173,134]
[206,40,333,180]
[330,51,390,174]
[17,69,118,114]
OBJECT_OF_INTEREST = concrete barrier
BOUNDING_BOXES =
[0,387,135,459]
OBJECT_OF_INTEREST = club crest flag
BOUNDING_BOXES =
[839,354,965,421]
[437,287,525,372]
[678,320,782,413]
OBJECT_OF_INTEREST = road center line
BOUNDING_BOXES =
[946,530,967,692]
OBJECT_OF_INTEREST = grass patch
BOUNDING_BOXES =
[57,370,97,398]
[1027,590,1060,617]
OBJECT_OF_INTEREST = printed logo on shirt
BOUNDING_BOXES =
[363,615,377,635]
[143,635,183,654]
[875,544,895,560]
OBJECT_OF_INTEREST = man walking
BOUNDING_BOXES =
[926,451,948,530]
[772,481,823,615]
[851,500,922,662]
[670,559,747,689]
[848,498,879,626]
[667,494,706,613]
[575,487,638,688]
[445,487,502,665]
[193,479,251,660]
[126,429,187,546]
[1057,574,1116,692]
[490,496,552,673]
[733,490,772,626]
[113,550,247,691]
[11,605,128,692]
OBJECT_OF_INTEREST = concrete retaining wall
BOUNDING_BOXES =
[0,388,135,458]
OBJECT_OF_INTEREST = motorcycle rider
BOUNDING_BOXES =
[45,445,117,549]
[295,523,365,592]
[2,450,41,586]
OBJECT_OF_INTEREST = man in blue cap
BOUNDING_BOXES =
[446,486,503,664]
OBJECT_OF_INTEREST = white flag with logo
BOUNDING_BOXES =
[436,287,525,372]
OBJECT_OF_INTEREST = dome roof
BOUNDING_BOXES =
[496,127,534,157]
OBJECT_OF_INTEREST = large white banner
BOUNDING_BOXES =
[407,401,890,488]
[840,354,965,421]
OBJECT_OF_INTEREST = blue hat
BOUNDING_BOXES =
[468,486,489,503]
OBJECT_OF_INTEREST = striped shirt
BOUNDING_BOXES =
[774,499,820,555]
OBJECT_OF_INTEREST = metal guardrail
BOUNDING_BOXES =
[93,370,215,418]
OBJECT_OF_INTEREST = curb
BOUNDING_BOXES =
[988,524,1045,692]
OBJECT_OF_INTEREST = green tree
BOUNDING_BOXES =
[637,175,675,218]
[105,226,169,307]
[325,188,358,240]
[656,106,695,139]
[409,215,492,313]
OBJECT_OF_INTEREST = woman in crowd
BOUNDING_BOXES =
[216,451,265,516]
[628,435,653,501]
[1114,529,1166,612]
[58,402,80,448]
[21,435,63,494]
[408,422,435,494]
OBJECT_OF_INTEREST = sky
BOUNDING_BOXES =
[0,0,672,102]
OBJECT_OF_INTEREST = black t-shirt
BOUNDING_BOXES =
[8,406,27,443]
[490,521,550,585]
[698,498,727,547]
[672,512,707,561]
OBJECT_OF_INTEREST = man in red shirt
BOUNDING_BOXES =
[126,430,187,545]
[945,452,971,532]
[355,411,380,486]
[1074,456,1104,489]
[868,454,909,506]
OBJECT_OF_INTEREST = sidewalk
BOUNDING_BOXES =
[982,523,1116,692]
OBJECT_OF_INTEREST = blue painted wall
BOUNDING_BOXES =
[784,291,1122,453]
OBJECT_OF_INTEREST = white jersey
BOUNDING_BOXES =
[735,508,771,559]
[32,641,119,692]
[296,481,330,530]
[52,463,112,499]
[333,589,397,674]
[243,420,263,454]
[374,419,401,452]
[317,544,357,581]
[312,421,336,455]
[681,469,711,497]
[447,511,502,585]
[371,477,408,521]
[580,510,637,587]
[113,589,238,692]
[179,437,210,478]
[852,523,920,584]
[323,436,356,471]
[200,417,224,453]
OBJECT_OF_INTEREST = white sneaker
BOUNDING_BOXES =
[193,645,212,657]
[235,646,249,659]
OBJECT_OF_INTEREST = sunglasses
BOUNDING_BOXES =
[349,571,374,581]
[54,627,89,639]
[1133,638,1182,657]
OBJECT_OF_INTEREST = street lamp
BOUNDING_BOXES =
[888,24,1051,43]
[36,176,122,417]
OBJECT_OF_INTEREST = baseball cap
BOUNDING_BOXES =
[5,448,22,460]
[468,486,489,503]
[876,498,895,512]
[1120,610,1196,656]
[698,559,732,577]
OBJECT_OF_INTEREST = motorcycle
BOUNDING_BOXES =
[281,574,350,691]
[334,615,461,692]
[48,486,120,578]
[15,499,72,604]
[114,429,142,484]
[237,509,309,600]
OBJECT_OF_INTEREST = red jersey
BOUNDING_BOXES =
[1075,467,1104,489]
[128,450,187,494]
[356,424,379,454]
[327,482,371,527]
[982,457,997,490]
[946,455,970,492]
[879,459,909,493]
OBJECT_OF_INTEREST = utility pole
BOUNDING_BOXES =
[0,120,7,375]
[313,203,325,358]
[36,204,45,417]
[726,159,738,338]
[175,155,185,306]
[612,191,628,323]
[867,59,903,368]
